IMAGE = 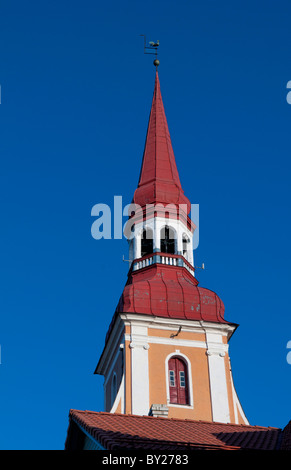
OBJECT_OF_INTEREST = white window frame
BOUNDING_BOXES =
[165,352,194,409]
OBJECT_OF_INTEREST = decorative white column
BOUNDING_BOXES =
[135,231,141,259]
[176,227,183,255]
[154,217,160,252]
[130,324,150,415]
[206,332,230,423]
[188,237,194,266]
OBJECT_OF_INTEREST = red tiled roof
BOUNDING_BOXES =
[65,410,286,451]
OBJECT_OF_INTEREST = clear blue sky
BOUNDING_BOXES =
[0,0,290,450]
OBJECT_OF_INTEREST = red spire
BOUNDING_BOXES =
[133,71,191,213]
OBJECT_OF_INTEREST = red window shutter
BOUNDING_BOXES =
[168,357,189,405]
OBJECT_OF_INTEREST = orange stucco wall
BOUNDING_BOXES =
[117,320,243,424]
[148,339,213,421]
[148,327,206,342]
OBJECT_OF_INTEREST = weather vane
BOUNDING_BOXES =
[140,35,160,68]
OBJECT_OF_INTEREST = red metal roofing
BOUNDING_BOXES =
[133,71,191,213]
[66,409,286,451]
[116,264,228,324]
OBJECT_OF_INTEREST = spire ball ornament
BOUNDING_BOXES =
[153,59,160,67]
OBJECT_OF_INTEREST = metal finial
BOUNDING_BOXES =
[140,35,160,68]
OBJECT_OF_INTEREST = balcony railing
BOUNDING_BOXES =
[132,252,195,277]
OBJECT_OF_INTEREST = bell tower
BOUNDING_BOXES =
[95,69,248,425]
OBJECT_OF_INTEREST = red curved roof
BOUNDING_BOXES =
[116,264,228,323]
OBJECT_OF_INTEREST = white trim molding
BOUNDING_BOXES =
[205,332,230,423]
[130,324,150,415]
[125,333,206,350]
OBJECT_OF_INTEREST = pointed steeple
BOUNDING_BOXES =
[133,71,191,213]
[93,65,249,429]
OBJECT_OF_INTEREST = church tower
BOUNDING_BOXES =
[95,70,248,425]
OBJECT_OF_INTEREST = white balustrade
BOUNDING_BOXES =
[133,254,194,276]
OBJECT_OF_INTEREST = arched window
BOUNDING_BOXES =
[160,226,175,254]
[141,228,153,257]
[168,356,189,405]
